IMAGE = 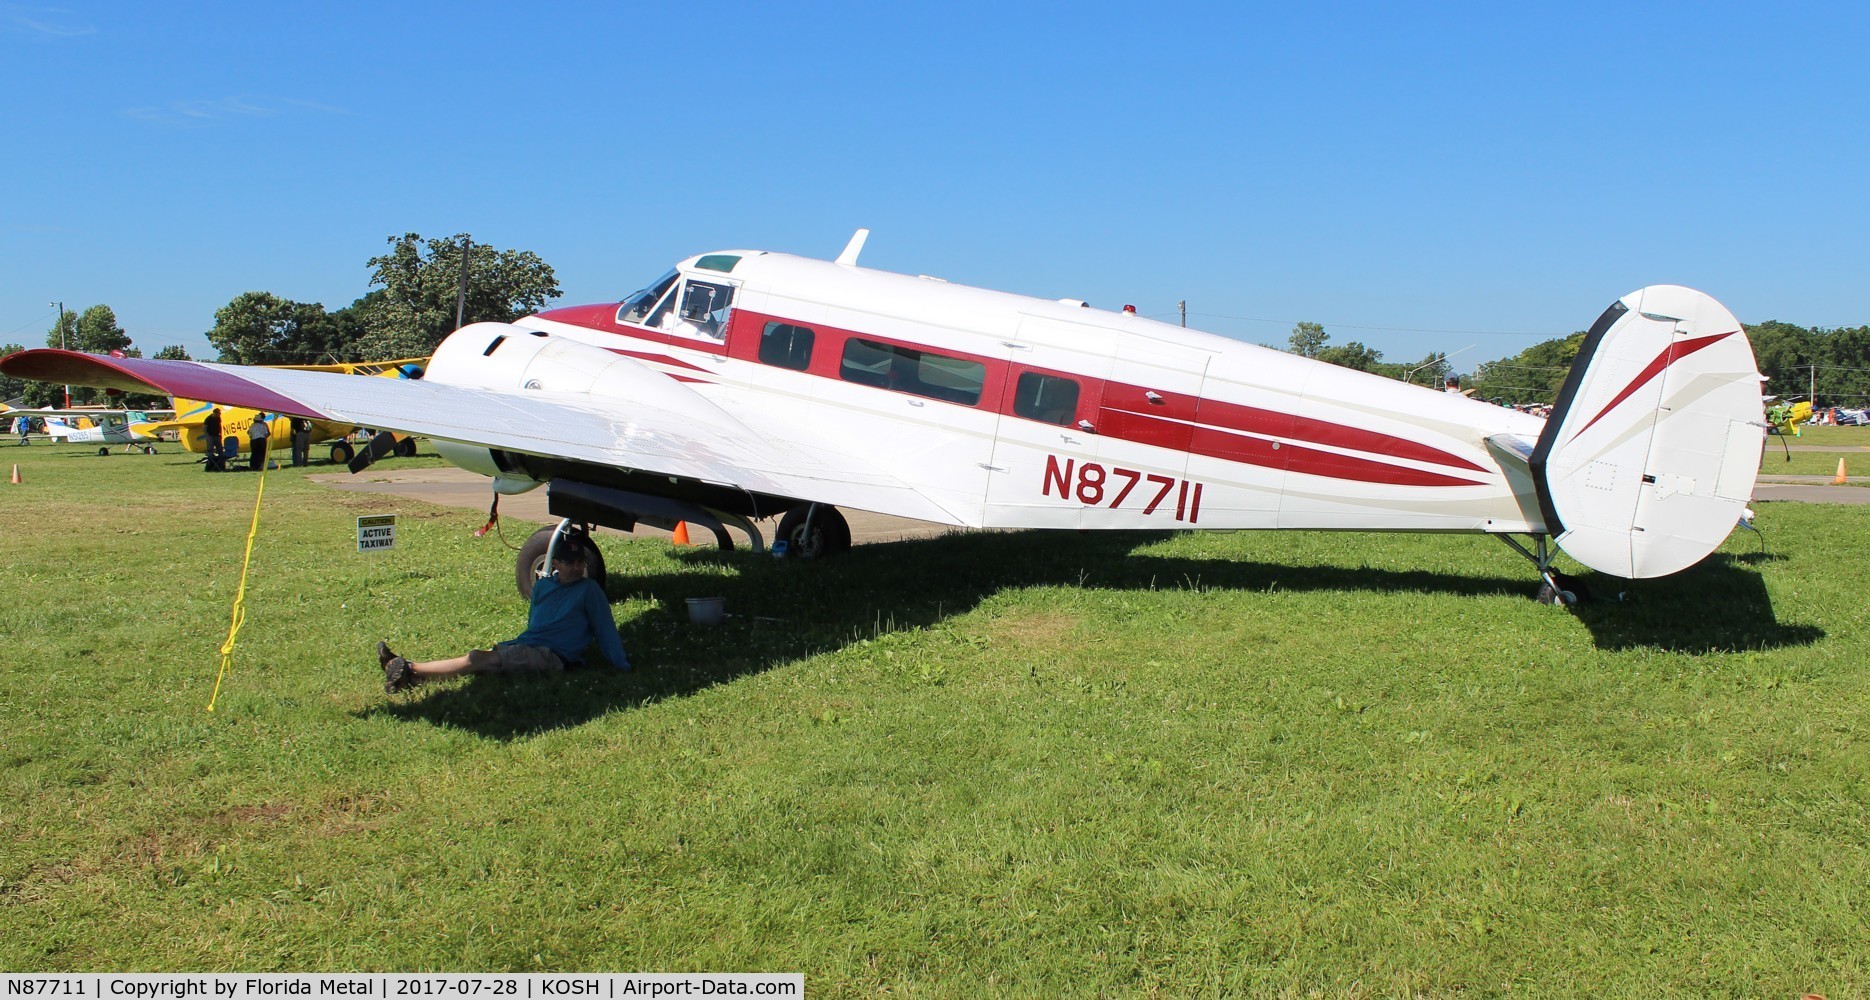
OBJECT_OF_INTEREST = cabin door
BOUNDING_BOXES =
[983,313,1112,529]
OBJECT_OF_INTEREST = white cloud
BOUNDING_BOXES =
[123,96,349,127]
[2,4,95,36]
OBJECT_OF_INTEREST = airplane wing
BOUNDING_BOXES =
[2,346,966,526]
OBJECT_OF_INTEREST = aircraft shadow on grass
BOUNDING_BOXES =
[366,530,1821,740]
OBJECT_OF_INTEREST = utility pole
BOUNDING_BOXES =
[455,237,472,330]
[1178,300,1186,328]
[1810,363,1817,408]
[50,300,70,406]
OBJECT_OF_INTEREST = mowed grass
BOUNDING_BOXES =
[2,443,1867,995]
[1759,425,1870,479]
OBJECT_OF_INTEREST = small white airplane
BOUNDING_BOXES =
[1,232,1765,605]
[10,407,171,454]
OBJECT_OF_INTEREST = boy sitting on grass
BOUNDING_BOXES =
[378,534,630,692]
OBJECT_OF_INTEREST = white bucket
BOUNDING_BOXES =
[685,596,726,626]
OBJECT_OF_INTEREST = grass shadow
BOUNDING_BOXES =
[1571,553,1823,653]
[367,530,1818,739]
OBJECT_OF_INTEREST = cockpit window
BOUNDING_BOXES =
[655,278,736,340]
[617,269,679,326]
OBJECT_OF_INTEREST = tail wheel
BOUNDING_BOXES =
[329,441,355,465]
[1536,573,1591,607]
[515,526,607,600]
[775,505,852,559]
[98,447,109,456]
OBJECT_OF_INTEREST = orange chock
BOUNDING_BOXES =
[8,463,18,484]
[1833,457,1849,485]
[671,521,691,545]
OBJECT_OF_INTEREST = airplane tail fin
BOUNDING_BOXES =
[1530,286,1763,579]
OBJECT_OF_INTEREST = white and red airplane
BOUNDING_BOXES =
[1,231,1765,604]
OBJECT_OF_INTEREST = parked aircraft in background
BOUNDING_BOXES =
[2,406,172,454]
[1,232,1764,606]
[141,359,427,463]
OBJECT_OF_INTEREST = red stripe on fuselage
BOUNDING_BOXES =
[543,303,1491,487]
[1114,408,1485,486]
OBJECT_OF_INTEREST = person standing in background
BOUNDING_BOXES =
[247,412,271,471]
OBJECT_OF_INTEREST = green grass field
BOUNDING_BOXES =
[2,443,1866,995]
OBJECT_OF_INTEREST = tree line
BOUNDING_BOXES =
[1283,322,1453,388]
[1290,318,1870,411]
[1462,320,1870,409]
[2,233,558,408]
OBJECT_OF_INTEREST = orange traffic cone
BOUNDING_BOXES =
[671,521,691,545]
[1833,457,1848,485]
[8,463,18,484]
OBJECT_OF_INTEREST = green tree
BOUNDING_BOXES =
[354,233,560,359]
[153,345,193,361]
[1316,340,1382,372]
[207,291,360,365]
[1465,333,1584,405]
[38,305,133,404]
[0,343,27,403]
[69,305,132,355]
[1288,321,1329,359]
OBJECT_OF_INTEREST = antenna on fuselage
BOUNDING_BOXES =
[835,228,870,267]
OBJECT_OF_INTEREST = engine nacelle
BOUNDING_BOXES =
[422,322,750,495]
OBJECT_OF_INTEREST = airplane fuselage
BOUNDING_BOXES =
[495,250,1549,535]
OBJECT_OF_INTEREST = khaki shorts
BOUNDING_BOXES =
[466,642,564,674]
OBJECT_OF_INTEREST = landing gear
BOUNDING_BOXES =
[394,437,417,458]
[97,446,108,457]
[775,504,851,559]
[1535,572,1591,607]
[329,441,355,465]
[515,524,607,599]
[1497,534,1591,607]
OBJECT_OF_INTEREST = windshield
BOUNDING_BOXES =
[617,269,679,326]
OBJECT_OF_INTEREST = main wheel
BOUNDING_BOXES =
[394,437,418,458]
[329,441,355,465]
[775,505,852,559]
[98,446,109,456]
[515,526,608,599]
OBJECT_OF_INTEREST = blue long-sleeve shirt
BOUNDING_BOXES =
[512,574,630,669]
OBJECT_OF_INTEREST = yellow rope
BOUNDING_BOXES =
[207,461,267,712]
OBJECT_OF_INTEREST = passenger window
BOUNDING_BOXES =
[760,323,815,371]
[839,338,893,388]
[840,338,985,406]
[617,269,679,326]
[1013,372,1080,425]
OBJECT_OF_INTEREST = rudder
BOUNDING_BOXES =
[1531,286,1763,579]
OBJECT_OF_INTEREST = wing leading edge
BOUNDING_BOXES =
[0,342,965,526]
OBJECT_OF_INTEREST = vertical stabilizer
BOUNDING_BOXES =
[1532,286,1762,578]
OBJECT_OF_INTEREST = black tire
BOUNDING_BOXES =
[775,505,852,559]
[98,447,109,457]
[515,526,608,600]
[1536,573,1590,607]
[395,437,418,458]
[329,441,354,465]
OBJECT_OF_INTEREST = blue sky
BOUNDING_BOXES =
[3,2,1865,371]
